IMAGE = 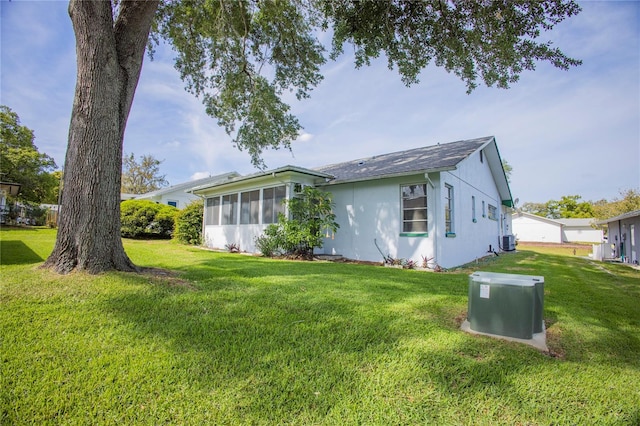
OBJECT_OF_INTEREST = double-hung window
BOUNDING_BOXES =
[445,184,454,235]
[262,185,286,224]
[401,184,428,234]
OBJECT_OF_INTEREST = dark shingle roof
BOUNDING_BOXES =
[315,136,493,183]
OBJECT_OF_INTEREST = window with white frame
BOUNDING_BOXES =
[221,194,238,225]
[240,190,260,224]
[401,184,427,233]
[445,184,454,234]
[488,204,498,220]
[205,197,221,225]
[262,185,286,224]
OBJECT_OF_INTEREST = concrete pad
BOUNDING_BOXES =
[461,320,549,352]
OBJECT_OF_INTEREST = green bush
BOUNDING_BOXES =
[120,200,177,239]
[255,187,339,259]
[254,223,283,257]
[174,200,203,245]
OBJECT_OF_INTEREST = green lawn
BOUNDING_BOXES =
[1,227,639,425]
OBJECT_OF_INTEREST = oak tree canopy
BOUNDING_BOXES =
[44,0,582,273]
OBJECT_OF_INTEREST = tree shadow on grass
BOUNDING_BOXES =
[0,240,43,265]
[104,277,408,421]
[141,251,640,369]
[105,271,588,423]
[101,252,640,423]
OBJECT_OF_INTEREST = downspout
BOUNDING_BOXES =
[426,173,438,267]
[619,219,624,262]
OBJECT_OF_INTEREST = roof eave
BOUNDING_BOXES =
[596,209,640,225]
[190,166,333,194]
[481,137,514,208]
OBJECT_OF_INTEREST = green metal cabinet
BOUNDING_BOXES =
[467,272,544,339]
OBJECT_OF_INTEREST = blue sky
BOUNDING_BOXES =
[1,1,638,204]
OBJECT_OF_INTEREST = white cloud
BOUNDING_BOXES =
[190,172,211,180]
[297,131,314,142]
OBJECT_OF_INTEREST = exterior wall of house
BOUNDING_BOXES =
[512,215,562,243]
[436,148,509,267]
[321,149,511,269]
[138,190,200,209]
[606,215,640,264]
[562,226,603,243]
[320,175,437,264]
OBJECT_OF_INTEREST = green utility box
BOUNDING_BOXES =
[467,272,544,339]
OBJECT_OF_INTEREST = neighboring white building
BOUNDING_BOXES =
[513,212,603,244]
[123,172,239,208]
[512,211,563,243]
[556,218,603,243]
[595,210,640,264]
[192,136,515,269]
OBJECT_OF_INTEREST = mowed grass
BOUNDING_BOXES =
[516,242,593,257]
[1,227,639,425]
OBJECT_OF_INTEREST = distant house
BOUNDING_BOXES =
[512,211,603,244]
[192,136,515,269]
[555,218,603,243]
[122,172,239,208]
[595,210,640,264]
[0,181,21,224]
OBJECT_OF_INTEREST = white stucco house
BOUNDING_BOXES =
[122,172,239,208]
[555,218,603,243]
[512,211,562,243]
[191,136,514,269]
[512,211,603,243]
[594,210,640,264]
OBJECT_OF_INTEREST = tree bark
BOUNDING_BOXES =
[44,0,158,274]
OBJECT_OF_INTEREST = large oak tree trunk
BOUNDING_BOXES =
[44,0,158,274]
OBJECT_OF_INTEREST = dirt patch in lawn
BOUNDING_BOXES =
[138,267,197,290]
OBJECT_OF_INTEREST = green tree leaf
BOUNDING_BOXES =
[121,152,169,194]
[0,105,58,203]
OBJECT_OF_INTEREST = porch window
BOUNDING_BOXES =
[401,184,427,233]
[240,190,260,224]
[262,185,286,224]
[445,184,454,235]
[221,194,238,225]
[205,197,221,225]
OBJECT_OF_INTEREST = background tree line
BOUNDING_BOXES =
[520,190,640,220]
[1,105,170,224]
